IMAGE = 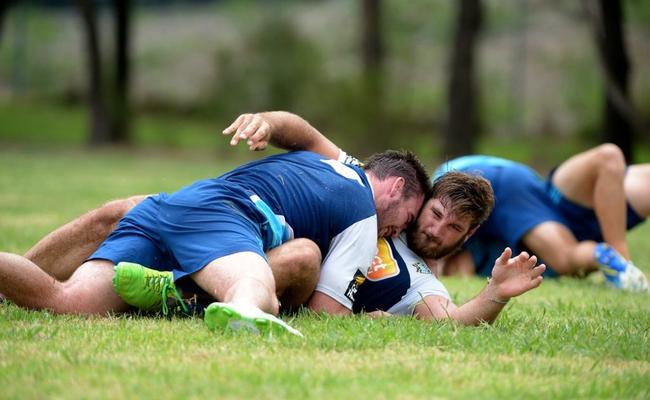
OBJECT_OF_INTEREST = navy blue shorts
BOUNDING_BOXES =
[89,184,268,281]
[468,166,645,277]
[545,168,644,242]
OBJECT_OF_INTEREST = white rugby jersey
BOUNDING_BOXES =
[346,234,451,315]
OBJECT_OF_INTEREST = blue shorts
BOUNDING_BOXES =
[545,168,644,242]
[89,182,268,281]
[468,165,645,277]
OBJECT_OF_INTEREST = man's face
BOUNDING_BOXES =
[407,197,474,259]
[376,194,424,238]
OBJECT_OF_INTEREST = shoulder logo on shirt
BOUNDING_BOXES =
[345,270,366,303]
[367,238,400,281]
[412,261,432,275]
[320,159,365,187]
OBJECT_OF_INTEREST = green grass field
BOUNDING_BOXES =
[1,148,649,399]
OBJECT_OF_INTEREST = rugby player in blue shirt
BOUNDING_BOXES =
[0,114,429,337]
[435,146,650,293]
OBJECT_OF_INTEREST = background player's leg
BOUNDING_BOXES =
[0,255,127,314]
[24,195,146,280]
[551,144,628,258]
[625,164,650,218]
[267,238,321,311]
[521,222,597,276]
[438,250,476,277]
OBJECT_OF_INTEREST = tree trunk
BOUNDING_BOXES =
[361,0,385,151]
[78,0,111,146]
[590,0,634,163]
[112,0,131,144]
[445,0,483,158]
[362,0,383,76]
[0,0,16,46]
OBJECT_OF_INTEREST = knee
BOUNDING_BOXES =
[82,198,137,239]
[96,197,140,227]
[596,144,626,177]
[289,239,322,277]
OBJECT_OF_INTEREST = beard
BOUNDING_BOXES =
[406,225,467,260]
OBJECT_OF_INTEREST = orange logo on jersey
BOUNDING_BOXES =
[367,238,399,281]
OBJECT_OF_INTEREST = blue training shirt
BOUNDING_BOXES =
[168,151,380,309]
[219,151,375,256]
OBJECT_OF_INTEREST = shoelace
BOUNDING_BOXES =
[145,275,189,316]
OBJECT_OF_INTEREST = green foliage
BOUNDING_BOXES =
[626,0,650,28]
[207,12,324,120]
[2,1,650,160]
[1,148,649,398]
[204,11,397,156]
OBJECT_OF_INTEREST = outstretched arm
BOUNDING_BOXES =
[414,248,545,325]
[222,112,341,159]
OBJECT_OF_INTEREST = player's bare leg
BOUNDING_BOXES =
[267,239,321,311]
[0,254,127,314]
[194,252,303,336]
[178,239,321,313]
[624,164,650,219]
[435,251,476,277]
[522,222,597,276]
[552,144,629,258]
[192,252,279,314]
[24,196,146,280]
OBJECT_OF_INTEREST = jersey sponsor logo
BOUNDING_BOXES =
[345,270,366,303]
[412,261,432,275]
[367,238,400,281]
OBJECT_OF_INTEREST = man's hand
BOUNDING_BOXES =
[222,111,341,159]
[486,247,546,302]
[223,113,273,151]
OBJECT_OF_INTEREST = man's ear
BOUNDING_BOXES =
[390,177,405,197]
[464,225,480,243]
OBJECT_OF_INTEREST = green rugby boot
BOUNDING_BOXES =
[112,262,188,316]
[204,302,303,337]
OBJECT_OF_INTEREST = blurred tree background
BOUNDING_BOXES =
[1,0,649,167]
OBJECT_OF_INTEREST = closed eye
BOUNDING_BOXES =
[406,214,415,226]
[450,224,463,232]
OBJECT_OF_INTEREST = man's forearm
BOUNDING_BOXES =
[448,286,508,325]
[260,111,340,159]
[415,288,506,326]
[307,291,353,315]
[416,249,543,326]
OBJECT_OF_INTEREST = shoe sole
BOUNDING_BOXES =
[204,303,303,337]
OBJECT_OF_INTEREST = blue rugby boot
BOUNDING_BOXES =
[594,243,649,293]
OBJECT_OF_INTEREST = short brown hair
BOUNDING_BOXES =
[364,150,430,199]
[431,171,494,228]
